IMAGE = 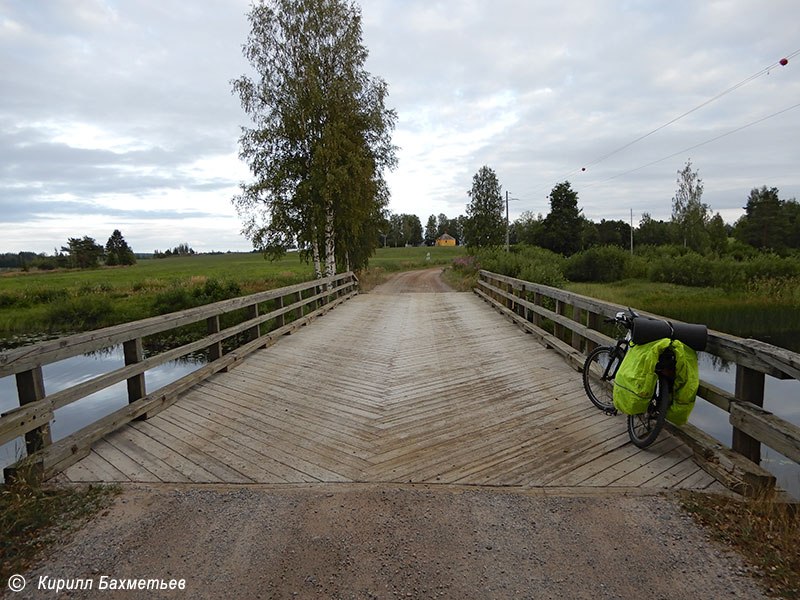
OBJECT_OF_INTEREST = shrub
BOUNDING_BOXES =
[451,255,479,273]
[23,289,69,305]
[518,261,565,289]
[563,246,630,282]
[46,296,115,330]
[743,253,800,281]
[152,279,243,315]
[473,245,565,288]
[648,252,718,287]
[0,292,24,309]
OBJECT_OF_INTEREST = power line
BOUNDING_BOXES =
[582,49,800,170]
[519,49,799,200]
[582,100,800,188]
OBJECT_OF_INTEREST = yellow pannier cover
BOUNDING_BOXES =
[612,339,699,425]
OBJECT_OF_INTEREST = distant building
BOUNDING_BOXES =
[435,233,456,247]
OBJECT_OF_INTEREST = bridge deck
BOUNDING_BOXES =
[61,284,721,491]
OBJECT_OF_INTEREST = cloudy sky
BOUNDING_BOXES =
[1,0,798,254]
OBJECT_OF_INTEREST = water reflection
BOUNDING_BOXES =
[0,346,204,480]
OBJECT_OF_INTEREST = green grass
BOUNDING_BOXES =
[362,245,467,271]
[0,248,468,343]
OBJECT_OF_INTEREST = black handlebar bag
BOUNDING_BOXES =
[632,317,707,351]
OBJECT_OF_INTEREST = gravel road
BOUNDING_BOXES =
[15,485,766,600]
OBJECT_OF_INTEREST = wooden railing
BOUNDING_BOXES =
[0,272,358,480]
[475,269,800,495]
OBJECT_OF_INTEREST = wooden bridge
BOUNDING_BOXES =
[2,269,799,495]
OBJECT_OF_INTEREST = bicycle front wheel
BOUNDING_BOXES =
[582,346,621,412]
[627,375,670,448]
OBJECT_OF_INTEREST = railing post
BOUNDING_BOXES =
[571,306,582,350]
[247,303,261,342]
[294,291,303,321]
[275,295,285,328]
[207,316,222,362]
[586,311,601,354]
[15,367,51,455]
[533,292,543,328]
[122,338,146,403]
[732,365,766,464]
[554,300,566,341]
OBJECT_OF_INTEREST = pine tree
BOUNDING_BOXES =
[105,230,136,266]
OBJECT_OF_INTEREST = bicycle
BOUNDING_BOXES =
[583,308,708,448]
[582,308,677,448]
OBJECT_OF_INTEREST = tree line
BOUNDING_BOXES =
[1,230,137,271]
[1,236,204,271]
[463,161,800,257]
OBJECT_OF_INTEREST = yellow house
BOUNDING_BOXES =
[435,233,456,247]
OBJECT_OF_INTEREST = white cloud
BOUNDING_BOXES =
[1,0,799,252]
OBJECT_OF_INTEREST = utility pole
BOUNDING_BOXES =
[505,191,510,252]
[505,192,519,252]
[630,208,634,255]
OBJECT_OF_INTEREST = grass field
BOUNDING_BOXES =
[0,246,467,343]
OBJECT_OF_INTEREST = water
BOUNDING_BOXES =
[0,345,204,481]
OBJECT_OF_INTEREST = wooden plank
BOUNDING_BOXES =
[104,428,193,483]
[132,417,252,483]
[63,451,129,482]
[115,423,223,483]
[206,315,222,362]
[666,422,776,496]
[579,436,680,486]
[92,439,159,482]
[164,401,315,482]
[730,401,800,464]
[609,439,693,487]
[697,381,734,412]
[14,366,52,456]
[732,365,765,464]
[123,338,146,403]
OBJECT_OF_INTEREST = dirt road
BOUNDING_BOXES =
[369,266,453,293]
[12,270,767,599]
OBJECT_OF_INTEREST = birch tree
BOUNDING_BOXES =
[671,160,710,252]
[232,0,396,277]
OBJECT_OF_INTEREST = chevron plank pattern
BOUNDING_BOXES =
[62,289,720,491]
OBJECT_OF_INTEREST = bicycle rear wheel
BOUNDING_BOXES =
[582,346,620,412]
[627,375,670,448]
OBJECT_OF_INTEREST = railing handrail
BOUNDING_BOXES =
[475,269,800,495]
[478,269,800,381]
[1,272,359,480]
[0,271,354,377]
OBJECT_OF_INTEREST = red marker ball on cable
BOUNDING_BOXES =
[780,58,789,66]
